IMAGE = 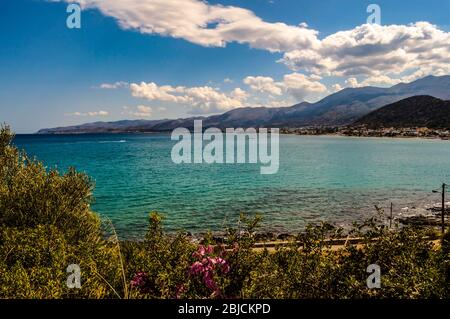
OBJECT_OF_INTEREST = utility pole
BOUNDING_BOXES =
[442,183,446,235]
[389,202,393,229]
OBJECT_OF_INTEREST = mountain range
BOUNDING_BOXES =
[37,75,450,134]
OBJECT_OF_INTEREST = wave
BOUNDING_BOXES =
[98,140,127,143]
[62,140,127,145]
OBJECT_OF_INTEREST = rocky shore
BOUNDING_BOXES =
[186,211,448,245]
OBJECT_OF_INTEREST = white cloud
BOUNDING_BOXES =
[330,83,342,93]
[98,81,129,89]
[66,0,319,53]
[243,76,283,96]
[130,82,188,103]
[282,73,326,100]
[244,73,326,102]
[345,77,359,88]
[280,22,450,81]
[129,82,248,113]
[135,105,152,117]
[266,99,296,107]
[224,78,233,83]
[122,105,153,117]
[359,75,402,87]
[230,87,248,100]
[342,75,403,88]
[129,76,323,112]
[66,110,109,117]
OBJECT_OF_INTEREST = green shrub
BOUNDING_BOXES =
[0,125,122,298]
[122,213,196,298]
[442,230,450,296]
[0,126,99,244]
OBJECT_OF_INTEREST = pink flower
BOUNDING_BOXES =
[209,257,229,273]
[210,257,225,265]
[189,261,203,275]
[189,244,231,297]
[130,272,150,292]
[203,272,217,291]
[205,245,214,254]
[193,245,214,258]
[175,284,186,299]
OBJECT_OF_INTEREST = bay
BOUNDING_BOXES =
[14,134,450,238]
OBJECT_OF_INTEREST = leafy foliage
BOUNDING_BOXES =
[0,125,448,299]
[0,125,122,298]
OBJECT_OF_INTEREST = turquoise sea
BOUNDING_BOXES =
[14,134,450,238]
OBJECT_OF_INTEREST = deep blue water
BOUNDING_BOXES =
[13,134,450,238]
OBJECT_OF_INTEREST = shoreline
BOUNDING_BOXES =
[280,126,450,140]
[281,132,450,140]
[22,132,450,142]
[29,127,450,140]
[120,210,448,244]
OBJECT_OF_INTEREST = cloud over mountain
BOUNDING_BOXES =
[65,110,109,117]
[122,105,153,118]
[129,82,248,113]
[125,73,327,114]
[280,22,450,80]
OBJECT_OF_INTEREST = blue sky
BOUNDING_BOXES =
[1,0,450,133]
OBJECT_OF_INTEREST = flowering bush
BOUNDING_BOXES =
[187,245,230,298]
[130,272,150,291]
